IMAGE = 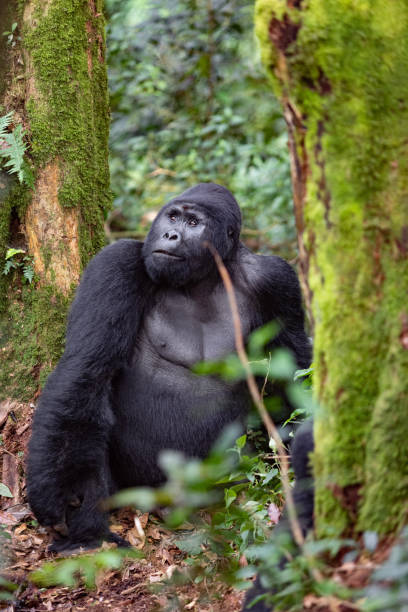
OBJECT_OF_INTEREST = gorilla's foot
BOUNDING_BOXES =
[48,530,130,554]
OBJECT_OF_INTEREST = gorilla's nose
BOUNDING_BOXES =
[163,231,180,242]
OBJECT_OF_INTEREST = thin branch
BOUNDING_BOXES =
[205,242,332,599]
[204,241,305,548]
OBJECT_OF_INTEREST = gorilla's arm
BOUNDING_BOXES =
[252,254,311,369]
[27,240,150,548]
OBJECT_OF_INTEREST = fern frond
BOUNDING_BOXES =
[0,112,13,136]
[23,265,34,284]
[0,124,27,183]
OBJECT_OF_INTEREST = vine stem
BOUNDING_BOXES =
[204,241,305,549]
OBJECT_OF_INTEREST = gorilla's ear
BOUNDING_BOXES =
[227,227,234,238]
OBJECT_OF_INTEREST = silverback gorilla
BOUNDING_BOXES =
[27,183,311,552]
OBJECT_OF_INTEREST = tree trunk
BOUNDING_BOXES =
[0,0,110,401]
[255,0,408,537]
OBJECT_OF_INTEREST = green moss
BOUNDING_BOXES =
[0,282,71,401]
[1,0,111,399]
[254,0,281,81]
[24,0,111,267]
[255,0,408,536]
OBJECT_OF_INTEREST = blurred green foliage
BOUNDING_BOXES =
[105,0,295,256]
[31,548,142,589]
[110,426,285,590]
[362,527,408,611]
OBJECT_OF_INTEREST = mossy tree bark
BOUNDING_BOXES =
[255,0,408,537]
[0,0,110,401]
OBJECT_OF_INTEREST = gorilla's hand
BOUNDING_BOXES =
[27,478,68,529]
[46,475,118,553]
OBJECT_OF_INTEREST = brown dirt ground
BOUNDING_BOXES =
[0,401,395,612]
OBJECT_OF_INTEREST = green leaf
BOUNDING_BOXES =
[0,124,27,183]
[0,112,13,135]
[31,549,141,588]
[236,434,247,450]
[248,322,279,358]
[224,488,237,508]
[5,248,25,260]
[293,367,313,381]
[3,260,16,275]
[23,265,34,283]
[0,483,13,498]
[108,486,158,511]
[174,532,207,555]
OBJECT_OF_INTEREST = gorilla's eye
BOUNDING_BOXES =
[169,214,177,222]
[188,218,199,226]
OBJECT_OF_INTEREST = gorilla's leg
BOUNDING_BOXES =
[243,420,314,611]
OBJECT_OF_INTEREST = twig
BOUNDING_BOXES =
[260,354,271,400]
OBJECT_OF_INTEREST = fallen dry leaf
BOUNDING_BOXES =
[186,597,198,609]
[14,522,27,536]
[4,503,32,522]
[2,453,20,503]
[137,512,149,529]
[127,516,146,548]
[0,510,20,526]
[165,564,177,579]
[149,571,164,583]
[0,400,17,428]
[147,526,161,540]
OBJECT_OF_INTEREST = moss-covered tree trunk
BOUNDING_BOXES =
[0,0,110,400]
[255,0,408,537]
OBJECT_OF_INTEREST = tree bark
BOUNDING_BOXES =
[0,0,110,401]
[255,0,408,536]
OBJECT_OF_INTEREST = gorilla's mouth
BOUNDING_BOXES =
[153,250,185,260]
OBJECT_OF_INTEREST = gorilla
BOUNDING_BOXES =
[27,183,311,552]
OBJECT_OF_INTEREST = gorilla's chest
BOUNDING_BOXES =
[143,286,250,367]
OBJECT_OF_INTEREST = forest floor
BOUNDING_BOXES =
[0,506,245,611]
[0,401,393,612]
[0,401,244,611]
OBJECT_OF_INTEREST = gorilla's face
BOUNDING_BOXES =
[142,202,234,287]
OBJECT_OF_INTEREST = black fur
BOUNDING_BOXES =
[27,183,311,552]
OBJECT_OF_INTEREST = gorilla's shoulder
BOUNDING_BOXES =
[237,245,299,293]
[81,240,145,281]
[87,239,143,267]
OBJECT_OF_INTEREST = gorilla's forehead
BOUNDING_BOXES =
[161,200,207,216]
[161,182,242,231]
[165,201,195,211]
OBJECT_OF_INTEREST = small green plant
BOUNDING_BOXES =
[0,111,33,185]
[2,22,19,47]
[30,548,142,589]
[362,527,408,611]
[3,248,34,284]
[109,425,282,587]
[244,534,355,611]
[0,576,17,602]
